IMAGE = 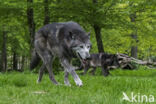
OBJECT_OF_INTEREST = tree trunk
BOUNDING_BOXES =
[13,51,18,70]
[27,0,35,49]
[0,53,2,71]
[93,0,97,3]
[92,0,104,53]
[44,0,50,25]
[20,56,25,71]
[1,31,7,72]
[130,13,138,58]
[131,46,137,58]
[93,24,104,53]
[131,34,138,58]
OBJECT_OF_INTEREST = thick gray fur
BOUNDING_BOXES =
[30,21,91,86]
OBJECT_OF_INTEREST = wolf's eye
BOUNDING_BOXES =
[87,46,90,49]
[80,46,83,48]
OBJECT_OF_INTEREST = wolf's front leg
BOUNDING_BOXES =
[61,59,83,86]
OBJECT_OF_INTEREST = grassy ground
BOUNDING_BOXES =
[0,68,156,104]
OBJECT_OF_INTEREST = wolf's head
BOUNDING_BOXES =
[65,29,91,62]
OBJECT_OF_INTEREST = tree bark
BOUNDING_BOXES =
[20,56,25,71]
[92,0,104,53]
[117,53,156,69]
[0,53,2,71]
[13,51,18,70]
[130,13,138,58]
[93,0,97,3]
[93,24,104,53]
[44,0,50,25]
[131,46,137,58]
[1,31,7,72]
[27,0,35,49]
[131,34,138,58]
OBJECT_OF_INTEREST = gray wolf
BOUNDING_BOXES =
[78,53,119,76]
[30,21,91,86]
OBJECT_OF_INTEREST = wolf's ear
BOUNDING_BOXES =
[69,31,75,40]
[87,32,91,39]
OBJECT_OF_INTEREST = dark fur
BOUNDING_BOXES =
[30,49,40,70]
[79,53,119,76]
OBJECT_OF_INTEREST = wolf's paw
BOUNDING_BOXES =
[37,79,41,83]
[75,79,83,87]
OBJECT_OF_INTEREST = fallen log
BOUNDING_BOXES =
[116,53,156,69]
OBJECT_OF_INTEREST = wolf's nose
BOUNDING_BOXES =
[86,54,91,60]
[85,52,90,59]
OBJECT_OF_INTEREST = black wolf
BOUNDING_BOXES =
[30,21,91,86]
[79,53,119,76]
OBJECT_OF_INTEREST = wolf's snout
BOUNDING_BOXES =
[86,53,91,60]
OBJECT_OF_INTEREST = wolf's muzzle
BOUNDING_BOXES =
[85,53,91,60]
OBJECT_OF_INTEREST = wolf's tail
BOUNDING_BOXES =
[30,50,40,70]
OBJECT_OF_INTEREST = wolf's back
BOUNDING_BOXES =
[30,50,40,70]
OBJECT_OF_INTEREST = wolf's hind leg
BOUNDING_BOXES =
[38,51,58,85]
[37,64,45,83]
[44,54,58,85]
[64,71,71,86]
[102,66,110,76]
[35,37,58,85]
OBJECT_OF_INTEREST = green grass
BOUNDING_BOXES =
[0,68,156,104]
